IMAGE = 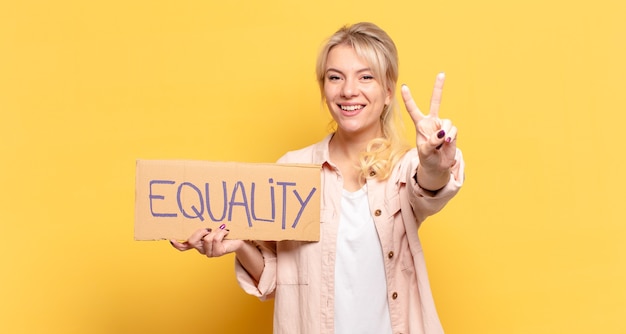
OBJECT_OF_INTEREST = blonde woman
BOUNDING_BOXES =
[172,22,465,334]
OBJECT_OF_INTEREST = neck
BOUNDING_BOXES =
[329,128,382,163]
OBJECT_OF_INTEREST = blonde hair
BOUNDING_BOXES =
[316,22,411,180]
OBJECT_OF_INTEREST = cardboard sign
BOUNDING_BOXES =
[135,160,321,241]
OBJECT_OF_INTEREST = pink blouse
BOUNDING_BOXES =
[235,134,465,334]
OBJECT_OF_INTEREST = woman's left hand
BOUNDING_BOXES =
[401,73,457,170]
[401,73,457,189]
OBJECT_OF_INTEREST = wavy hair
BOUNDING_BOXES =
[316,22,411,180]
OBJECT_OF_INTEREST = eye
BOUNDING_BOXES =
[361,75,374,80]
[328,75,341,81]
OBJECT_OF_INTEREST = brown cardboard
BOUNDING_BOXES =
[135,160,321,241]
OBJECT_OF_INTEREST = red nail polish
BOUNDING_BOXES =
[437,130,446,139]
[219,224,226,230]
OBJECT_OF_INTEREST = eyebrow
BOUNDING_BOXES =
[325,67,372,75]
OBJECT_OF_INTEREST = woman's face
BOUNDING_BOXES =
[323,44,390,138]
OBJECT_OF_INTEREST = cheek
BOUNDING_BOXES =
[323,85,335,100]
[323,88,338,110]
[323,93,336,112]
[325,99,335,113]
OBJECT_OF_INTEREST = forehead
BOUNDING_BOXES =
[325,44,370,70]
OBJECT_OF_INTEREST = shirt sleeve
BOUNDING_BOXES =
[405,148,465,224]
[233,150,295,300]
[235,241,278,301]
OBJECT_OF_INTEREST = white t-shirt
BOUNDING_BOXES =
[334,185,392,334]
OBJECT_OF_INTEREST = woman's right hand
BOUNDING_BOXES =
[170,225,244,258]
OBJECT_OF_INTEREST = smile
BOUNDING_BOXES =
[339,105,365,111]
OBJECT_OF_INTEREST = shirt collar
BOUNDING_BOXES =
[312,133,334,166]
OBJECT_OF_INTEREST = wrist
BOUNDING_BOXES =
[415,165,450,193]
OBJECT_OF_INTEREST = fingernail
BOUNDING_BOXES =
[446,137,452,143]
[219,224,226,230]
[436,144,443,150]
[437,130,446,139]
[206,228,212,232]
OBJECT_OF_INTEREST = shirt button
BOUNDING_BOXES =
[388,251,394,259]
[392,292,398,299]
[374,209,382,216]
[369,170,376,177]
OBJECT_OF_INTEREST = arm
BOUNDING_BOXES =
[170,226,264,284]
[401,73,465,222]
[409,148,465,223]
[234,241,264,284]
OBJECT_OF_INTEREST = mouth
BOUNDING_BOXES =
[339,104,365,112]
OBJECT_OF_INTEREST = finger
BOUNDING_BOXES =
[211,227,230,257]
[429,73,446,118]
[445,125,458,144]
[170,226,211,252]
[187,228,212,247]
[439,119,452,135]
[170,239,192,251]
[430,129,447,152]
[177,228,209,255]
[202,233,213,256]
[401,84,425,124]
[202,224,228,257]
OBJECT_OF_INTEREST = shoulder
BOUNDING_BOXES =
[276,135,331,164]
[277,145,316,163]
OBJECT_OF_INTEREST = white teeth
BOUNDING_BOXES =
[340,105,364,111]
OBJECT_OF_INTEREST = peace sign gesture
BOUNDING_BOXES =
[401,73,458,190]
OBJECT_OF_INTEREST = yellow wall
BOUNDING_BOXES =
[1,0,624,333]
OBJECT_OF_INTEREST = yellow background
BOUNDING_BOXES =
[1,0,624,333]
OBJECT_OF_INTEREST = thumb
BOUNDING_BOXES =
[170,239,192,251]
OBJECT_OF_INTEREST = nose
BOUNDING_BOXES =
[341,78,358,98]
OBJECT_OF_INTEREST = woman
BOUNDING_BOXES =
[171,22,464,334]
